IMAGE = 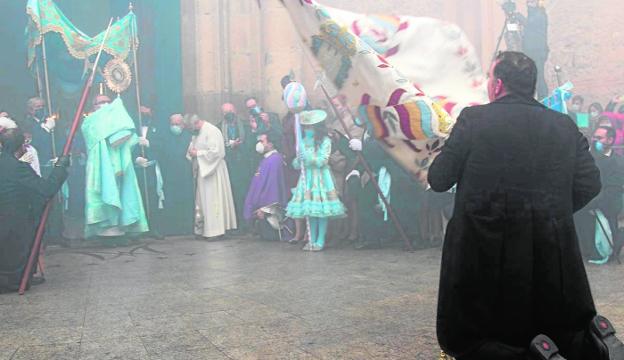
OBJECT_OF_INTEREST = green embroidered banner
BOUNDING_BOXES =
[26,0,137,67]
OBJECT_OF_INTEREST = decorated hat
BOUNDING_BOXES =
[299,110,327,125]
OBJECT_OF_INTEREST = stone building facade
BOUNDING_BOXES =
[180,0,623,120]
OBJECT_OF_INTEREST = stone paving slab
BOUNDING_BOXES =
[0,236,622,359]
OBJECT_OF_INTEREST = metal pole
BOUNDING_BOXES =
[41,35,57,158]
[20,18,115,295]
[129,3,151,220]
[34,60,44,99]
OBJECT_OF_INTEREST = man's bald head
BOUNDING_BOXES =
[169,113,184,126]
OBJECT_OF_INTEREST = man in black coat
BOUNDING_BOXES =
[429,51,624,360]
[0,127,69,293]
[133,106,165,239]
[158,113,194,236]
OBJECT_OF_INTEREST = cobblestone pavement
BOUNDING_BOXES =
[0,236,622,359]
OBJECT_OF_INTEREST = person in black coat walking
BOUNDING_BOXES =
[429,51,624,360]
[0,127,69,293]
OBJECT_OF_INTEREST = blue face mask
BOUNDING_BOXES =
[304,129,315,139]
[170,125,183,136]
[594,141,605,153]
[34,108,45,120]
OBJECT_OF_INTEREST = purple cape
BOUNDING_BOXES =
[243,152,288,220]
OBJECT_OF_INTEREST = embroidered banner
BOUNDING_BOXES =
[281,0,487,183]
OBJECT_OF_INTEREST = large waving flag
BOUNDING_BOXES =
[280,0,487,184]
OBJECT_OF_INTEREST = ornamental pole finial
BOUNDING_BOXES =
[129,2,134,11]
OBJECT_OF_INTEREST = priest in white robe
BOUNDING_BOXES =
[185,114,237,238]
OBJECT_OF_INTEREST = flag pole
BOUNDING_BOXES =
[129,2,151,222]
[19,18,115,295]
[34,57,44,99]
[318,83,413,251]
[40,35,57,159]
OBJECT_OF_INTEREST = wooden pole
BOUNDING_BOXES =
[19,18,115,295]
[129,2,151,220]
[318,84,414,251]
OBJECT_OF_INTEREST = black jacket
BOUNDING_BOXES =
[587,151,624,216]
[0,152,67,284]
[428,94,601,357]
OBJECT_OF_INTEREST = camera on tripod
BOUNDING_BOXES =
[500,0,517,16]
[501,0,516,16]
[500,0,520,25]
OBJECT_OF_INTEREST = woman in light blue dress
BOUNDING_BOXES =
[286,110,346,251]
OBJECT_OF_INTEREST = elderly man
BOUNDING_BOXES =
[22,97,57,166]
[22,97,65,246]
[0,127,70,292]
[156,114,195,236]
[185,114,237,239]
[245,97,283,141]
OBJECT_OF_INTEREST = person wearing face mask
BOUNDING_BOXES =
[429,51,624,360]
[588,102,605,127]
[575,126,624,264]
[245,97,283,142]
[243,131,291,241]
[155,114,194,236]
[220,103,252,233]
[21,97,66,246]
[569,95,585,114]
[0,127,70,293]
[568,95,587,132]
[0,116,40,175]
[133,106,166,240]
[21,97,58,167]
[285,110,346,251]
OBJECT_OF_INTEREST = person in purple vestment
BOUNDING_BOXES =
[244,131,292,241]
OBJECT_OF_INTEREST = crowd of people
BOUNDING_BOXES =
[2,49,624,358]
[567,94,624,264]
[0,74,455,276]
[1,79,622,261]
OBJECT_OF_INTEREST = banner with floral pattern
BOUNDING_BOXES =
[281,0,487,184]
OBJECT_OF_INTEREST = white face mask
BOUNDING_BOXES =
[255,142,265,154]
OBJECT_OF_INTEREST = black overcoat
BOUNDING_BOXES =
[428,94,601,357]
[0,152,67,290]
